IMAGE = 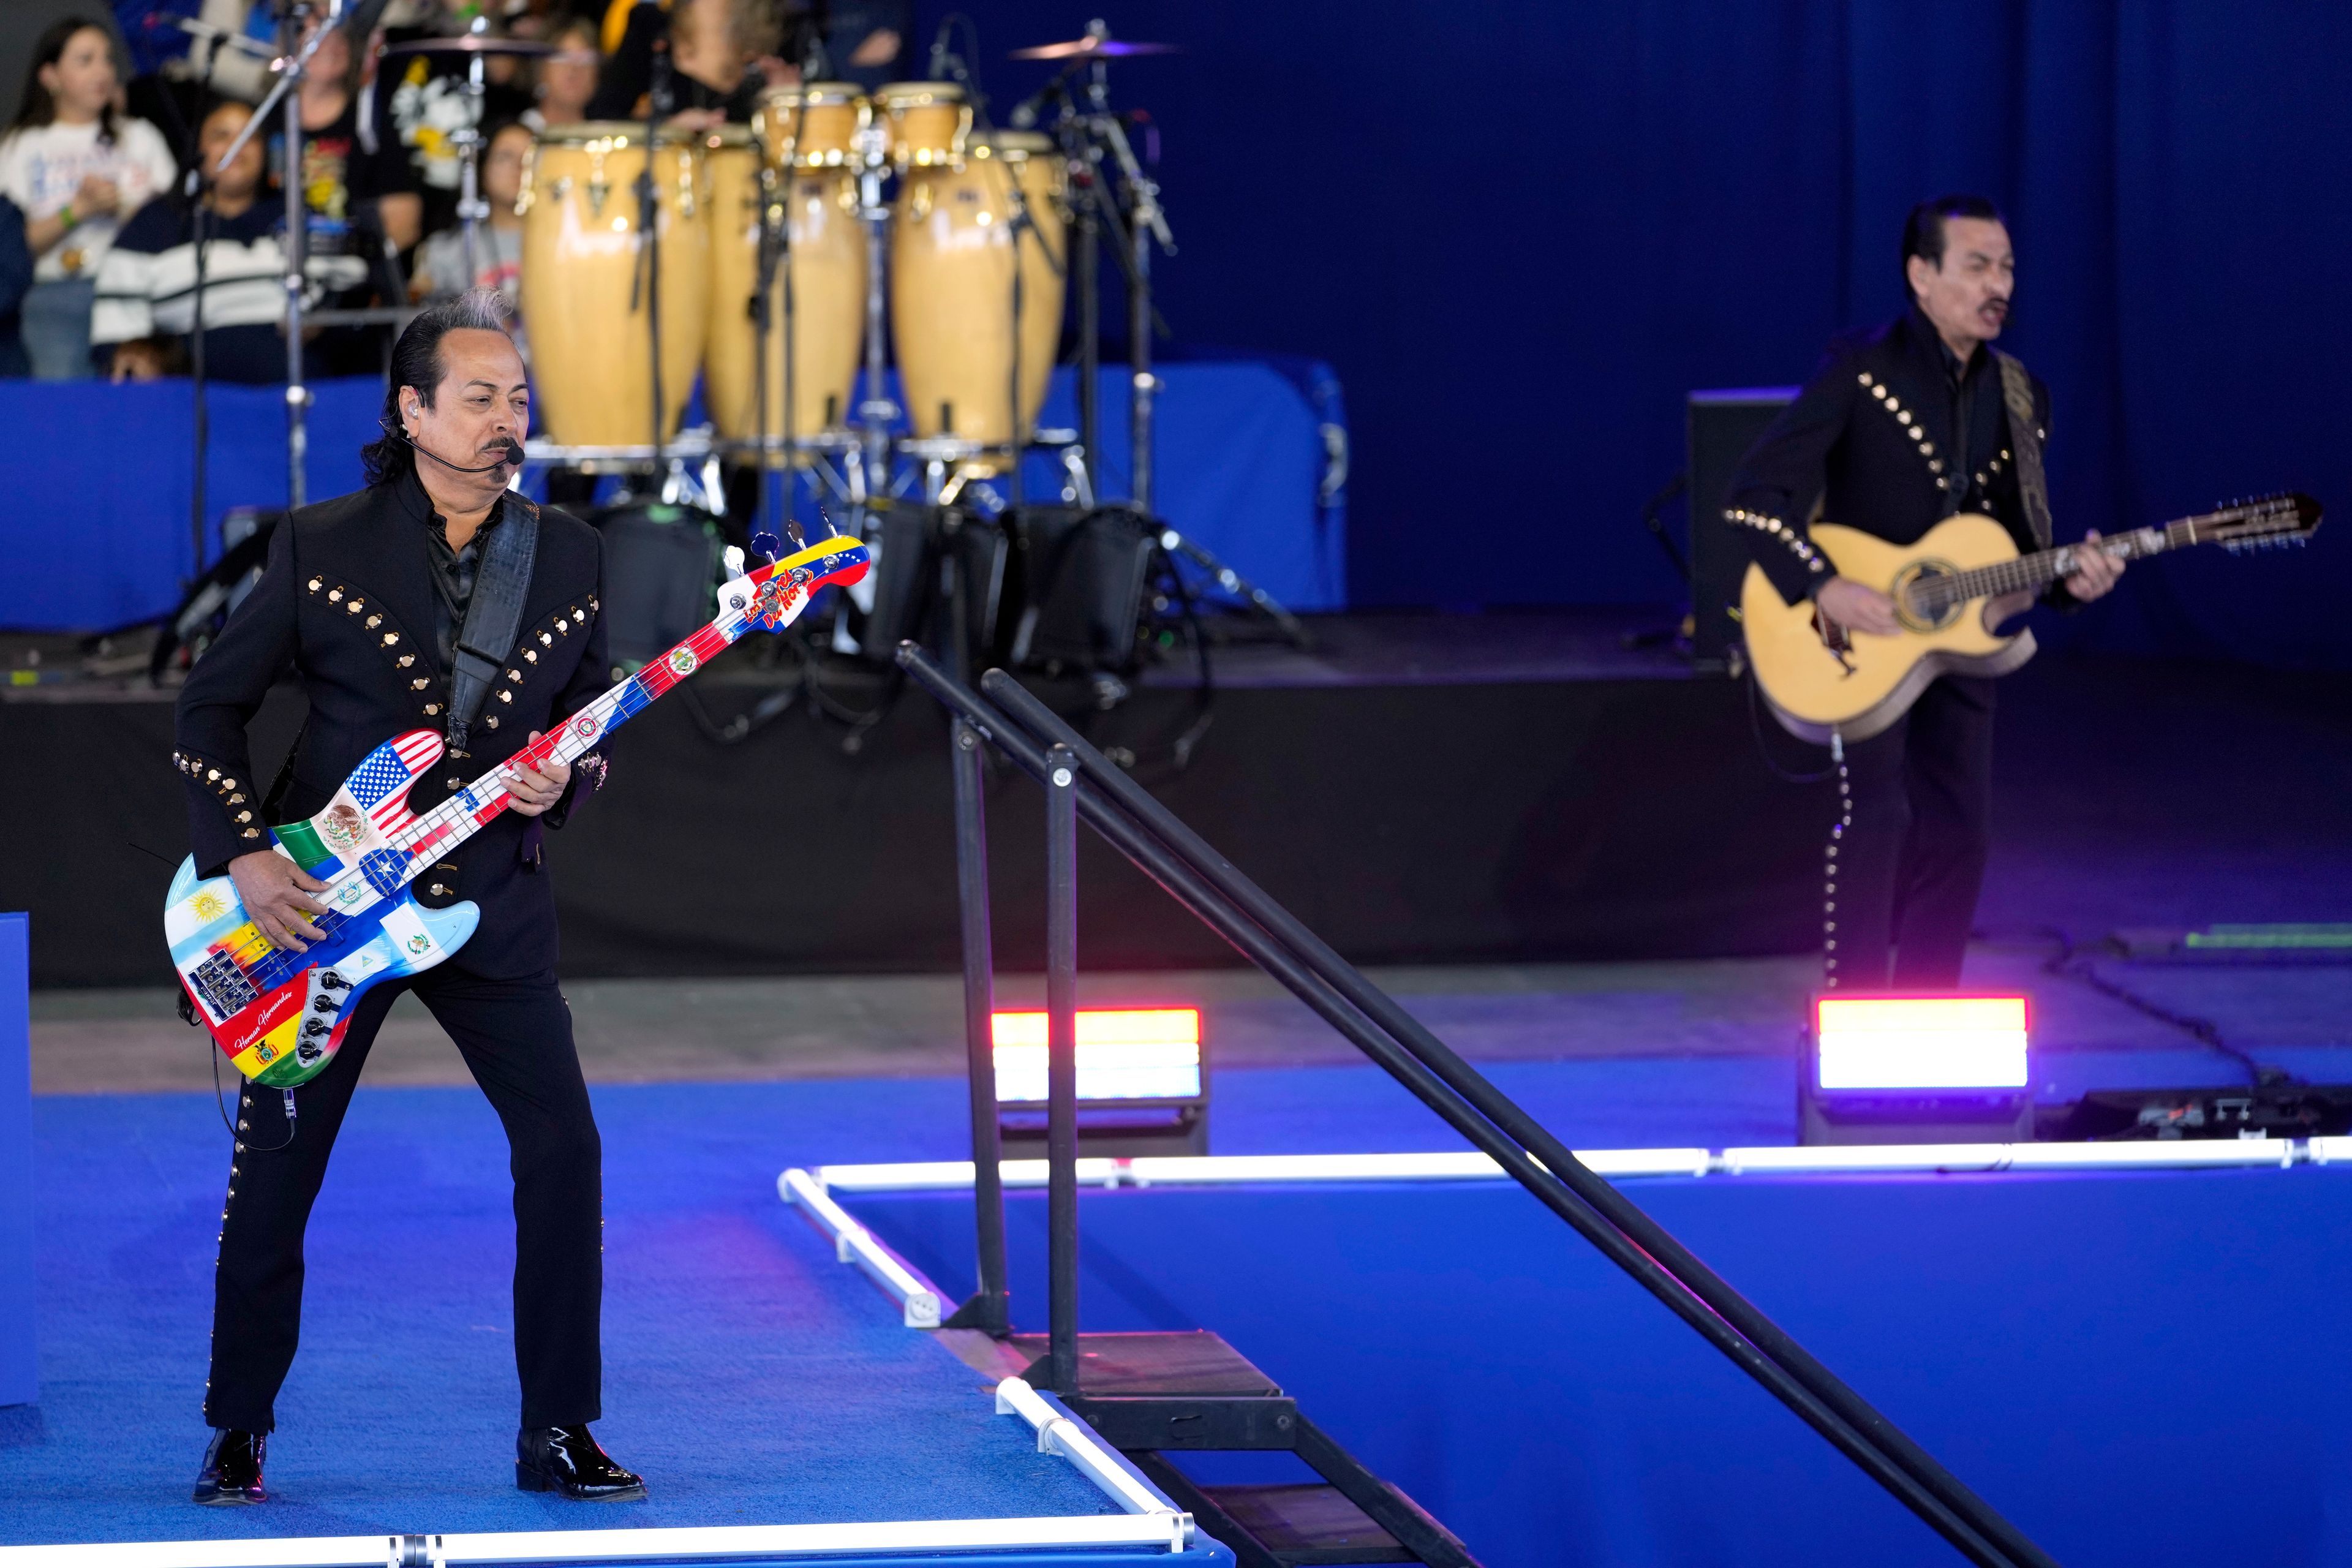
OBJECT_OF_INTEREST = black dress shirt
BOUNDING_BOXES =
[408,480,507,672]
[1725,305,2054,605]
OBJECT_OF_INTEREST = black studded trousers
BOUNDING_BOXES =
[1825,674,1997,991]
[205,967,603,1433]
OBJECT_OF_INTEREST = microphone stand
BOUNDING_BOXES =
[636,42,672,478]
[187,164,213,580]
[210,1,340,511]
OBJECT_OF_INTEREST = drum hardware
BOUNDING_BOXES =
[381,31,555,297]
[1006,31,1182,61]
[638,43,677,465]
[1011,21,1174,514]
[850,96,900,524]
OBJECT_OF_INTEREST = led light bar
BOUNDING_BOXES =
[1814,995,2029,1091]
[992,1008,1202,1102]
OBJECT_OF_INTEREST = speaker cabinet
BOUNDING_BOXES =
[1687,388,1798,668]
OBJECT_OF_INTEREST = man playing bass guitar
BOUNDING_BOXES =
[1722,195,2124,991]
[172,293,645,1506]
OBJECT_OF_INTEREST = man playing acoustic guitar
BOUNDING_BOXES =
[1723,195,2123,990]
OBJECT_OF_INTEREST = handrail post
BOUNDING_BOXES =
[1044,742,1082,1394]
[944,714,1010,1333]
[943,541,1009,1335]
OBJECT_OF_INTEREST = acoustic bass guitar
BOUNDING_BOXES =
[164,533,871,1088]
[1741,494,2321,743]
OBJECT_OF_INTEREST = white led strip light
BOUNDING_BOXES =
[0,1515,1189,1568]
[799,1140,2336,1194]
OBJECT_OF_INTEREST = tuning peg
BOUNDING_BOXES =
[749,530,783,564]
[722,545,747,580]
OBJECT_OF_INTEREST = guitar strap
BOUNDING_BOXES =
[1992,350,2052,550]
[446,493,541,754]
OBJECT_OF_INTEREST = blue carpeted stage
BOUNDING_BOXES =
[15,1041,2352,1565]
[4,1082,1229,1565]
[0,358,1343,634]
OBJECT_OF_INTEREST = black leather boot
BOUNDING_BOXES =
[193,1428,266,1505]
[515,1425,647,1501]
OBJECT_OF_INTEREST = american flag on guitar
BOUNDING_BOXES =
[345,731,442,837]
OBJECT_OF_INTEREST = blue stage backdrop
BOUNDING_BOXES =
[918,0,2352,666]
[0,362,1340,633]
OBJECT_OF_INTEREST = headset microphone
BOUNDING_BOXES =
[383,418,524,475]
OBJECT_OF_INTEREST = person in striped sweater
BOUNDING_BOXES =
[92,99,368,382]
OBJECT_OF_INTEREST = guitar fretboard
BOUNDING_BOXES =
[1906,501,2303,614]
[270,564,818,968]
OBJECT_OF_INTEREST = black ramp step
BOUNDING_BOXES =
[1203,1483,1417,1564]
[1006,1330,1283,1395]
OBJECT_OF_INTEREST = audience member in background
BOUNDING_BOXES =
[0,18,178,379]
[93,99,361,383]
[288,18,421,257]
[411,119,528,312]
[778,0,905,88]
[588,0,777,125]
[285,17,420,374]
[0,196,32,378]
[527,18,600,131]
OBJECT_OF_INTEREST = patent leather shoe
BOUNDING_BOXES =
[193,1428,266,1506]
[516,1425,647,1501]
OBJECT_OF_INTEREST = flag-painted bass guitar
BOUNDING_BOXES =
[165,534,870,1088]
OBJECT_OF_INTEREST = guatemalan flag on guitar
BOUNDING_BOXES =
[269,730,443,875]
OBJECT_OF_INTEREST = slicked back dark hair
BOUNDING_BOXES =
[1902,194,2005,300]
[362,290,517,487]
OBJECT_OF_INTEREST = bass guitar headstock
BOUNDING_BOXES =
[2196,492,2323,554]
[723,534,875,630]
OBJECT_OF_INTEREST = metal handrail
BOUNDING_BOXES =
[896,643,2059,1568]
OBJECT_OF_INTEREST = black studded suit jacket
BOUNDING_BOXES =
[173,472,609,980]
[1724,304,2057,607]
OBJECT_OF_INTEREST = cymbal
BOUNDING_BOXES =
[1008,36,1179,60]
[381,35,557,59]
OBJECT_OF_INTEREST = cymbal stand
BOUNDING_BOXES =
[451,18,494,292]
[1033,70,1163,511]
[1090,102,1173,513]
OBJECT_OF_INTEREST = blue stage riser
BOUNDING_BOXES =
[0,914,30,1409]
[852,1173,2352,1568]
[0,363,1341,633]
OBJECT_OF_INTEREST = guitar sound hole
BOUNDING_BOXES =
[1895,562,1964,633]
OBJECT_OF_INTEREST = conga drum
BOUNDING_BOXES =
[890,130,1068,447]
[756,81,867,167]
[519,123,710,447]
[875,81,970,169]
[704,121,867,450]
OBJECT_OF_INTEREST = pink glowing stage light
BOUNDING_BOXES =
[991,1008,1203,1102]
[1813,995,2030,1091]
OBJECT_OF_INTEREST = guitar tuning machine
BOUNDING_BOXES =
[722,545,748,581]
